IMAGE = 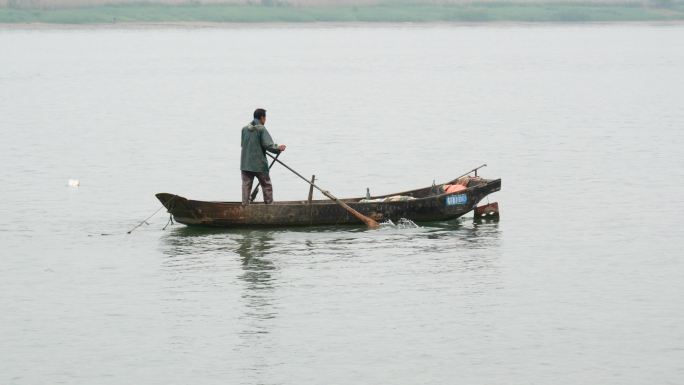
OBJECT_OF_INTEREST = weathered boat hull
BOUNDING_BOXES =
[156,177,501,227]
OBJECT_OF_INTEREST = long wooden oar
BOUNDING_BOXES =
[249,153,280,202]
[266,153,380,229]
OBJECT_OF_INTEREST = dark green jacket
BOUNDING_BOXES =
[240,121,280,173]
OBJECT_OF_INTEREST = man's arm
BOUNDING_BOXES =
[261,128,286,153]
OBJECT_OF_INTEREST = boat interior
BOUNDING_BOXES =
[226,175,493,205]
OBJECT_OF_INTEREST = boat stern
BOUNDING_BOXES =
[155,193,205,225]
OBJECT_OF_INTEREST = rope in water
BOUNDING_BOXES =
[126,205,165,234]
[127,196,178,234]
[162,213,174,230]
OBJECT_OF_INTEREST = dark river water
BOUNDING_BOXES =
[1,24,683,384]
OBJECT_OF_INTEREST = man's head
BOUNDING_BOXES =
[253,108,267,125]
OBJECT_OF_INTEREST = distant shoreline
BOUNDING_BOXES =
[1,3,684,25]
[3,20,684,30]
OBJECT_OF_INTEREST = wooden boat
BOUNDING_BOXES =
[156,175,501,227]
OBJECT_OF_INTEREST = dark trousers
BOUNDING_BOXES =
[241,170,273,204]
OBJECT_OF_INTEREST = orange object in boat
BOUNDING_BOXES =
[443,184,467,194]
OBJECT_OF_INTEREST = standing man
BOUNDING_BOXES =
[241,108,286,205]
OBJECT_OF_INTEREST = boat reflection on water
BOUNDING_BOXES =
[157,219,501,380]
[160,226,281,330]
[234,230,279,329]
[232,231,281,382]
[159,227,283,381]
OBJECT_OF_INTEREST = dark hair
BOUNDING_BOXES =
[253,108,266,120]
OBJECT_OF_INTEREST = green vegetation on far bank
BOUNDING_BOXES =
[2,2,684,24]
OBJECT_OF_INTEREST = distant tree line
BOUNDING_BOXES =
[1,0,682,8]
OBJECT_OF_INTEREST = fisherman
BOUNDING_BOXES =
[241,108,286,205]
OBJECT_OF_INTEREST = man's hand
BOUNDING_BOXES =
[278,144,287,152]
